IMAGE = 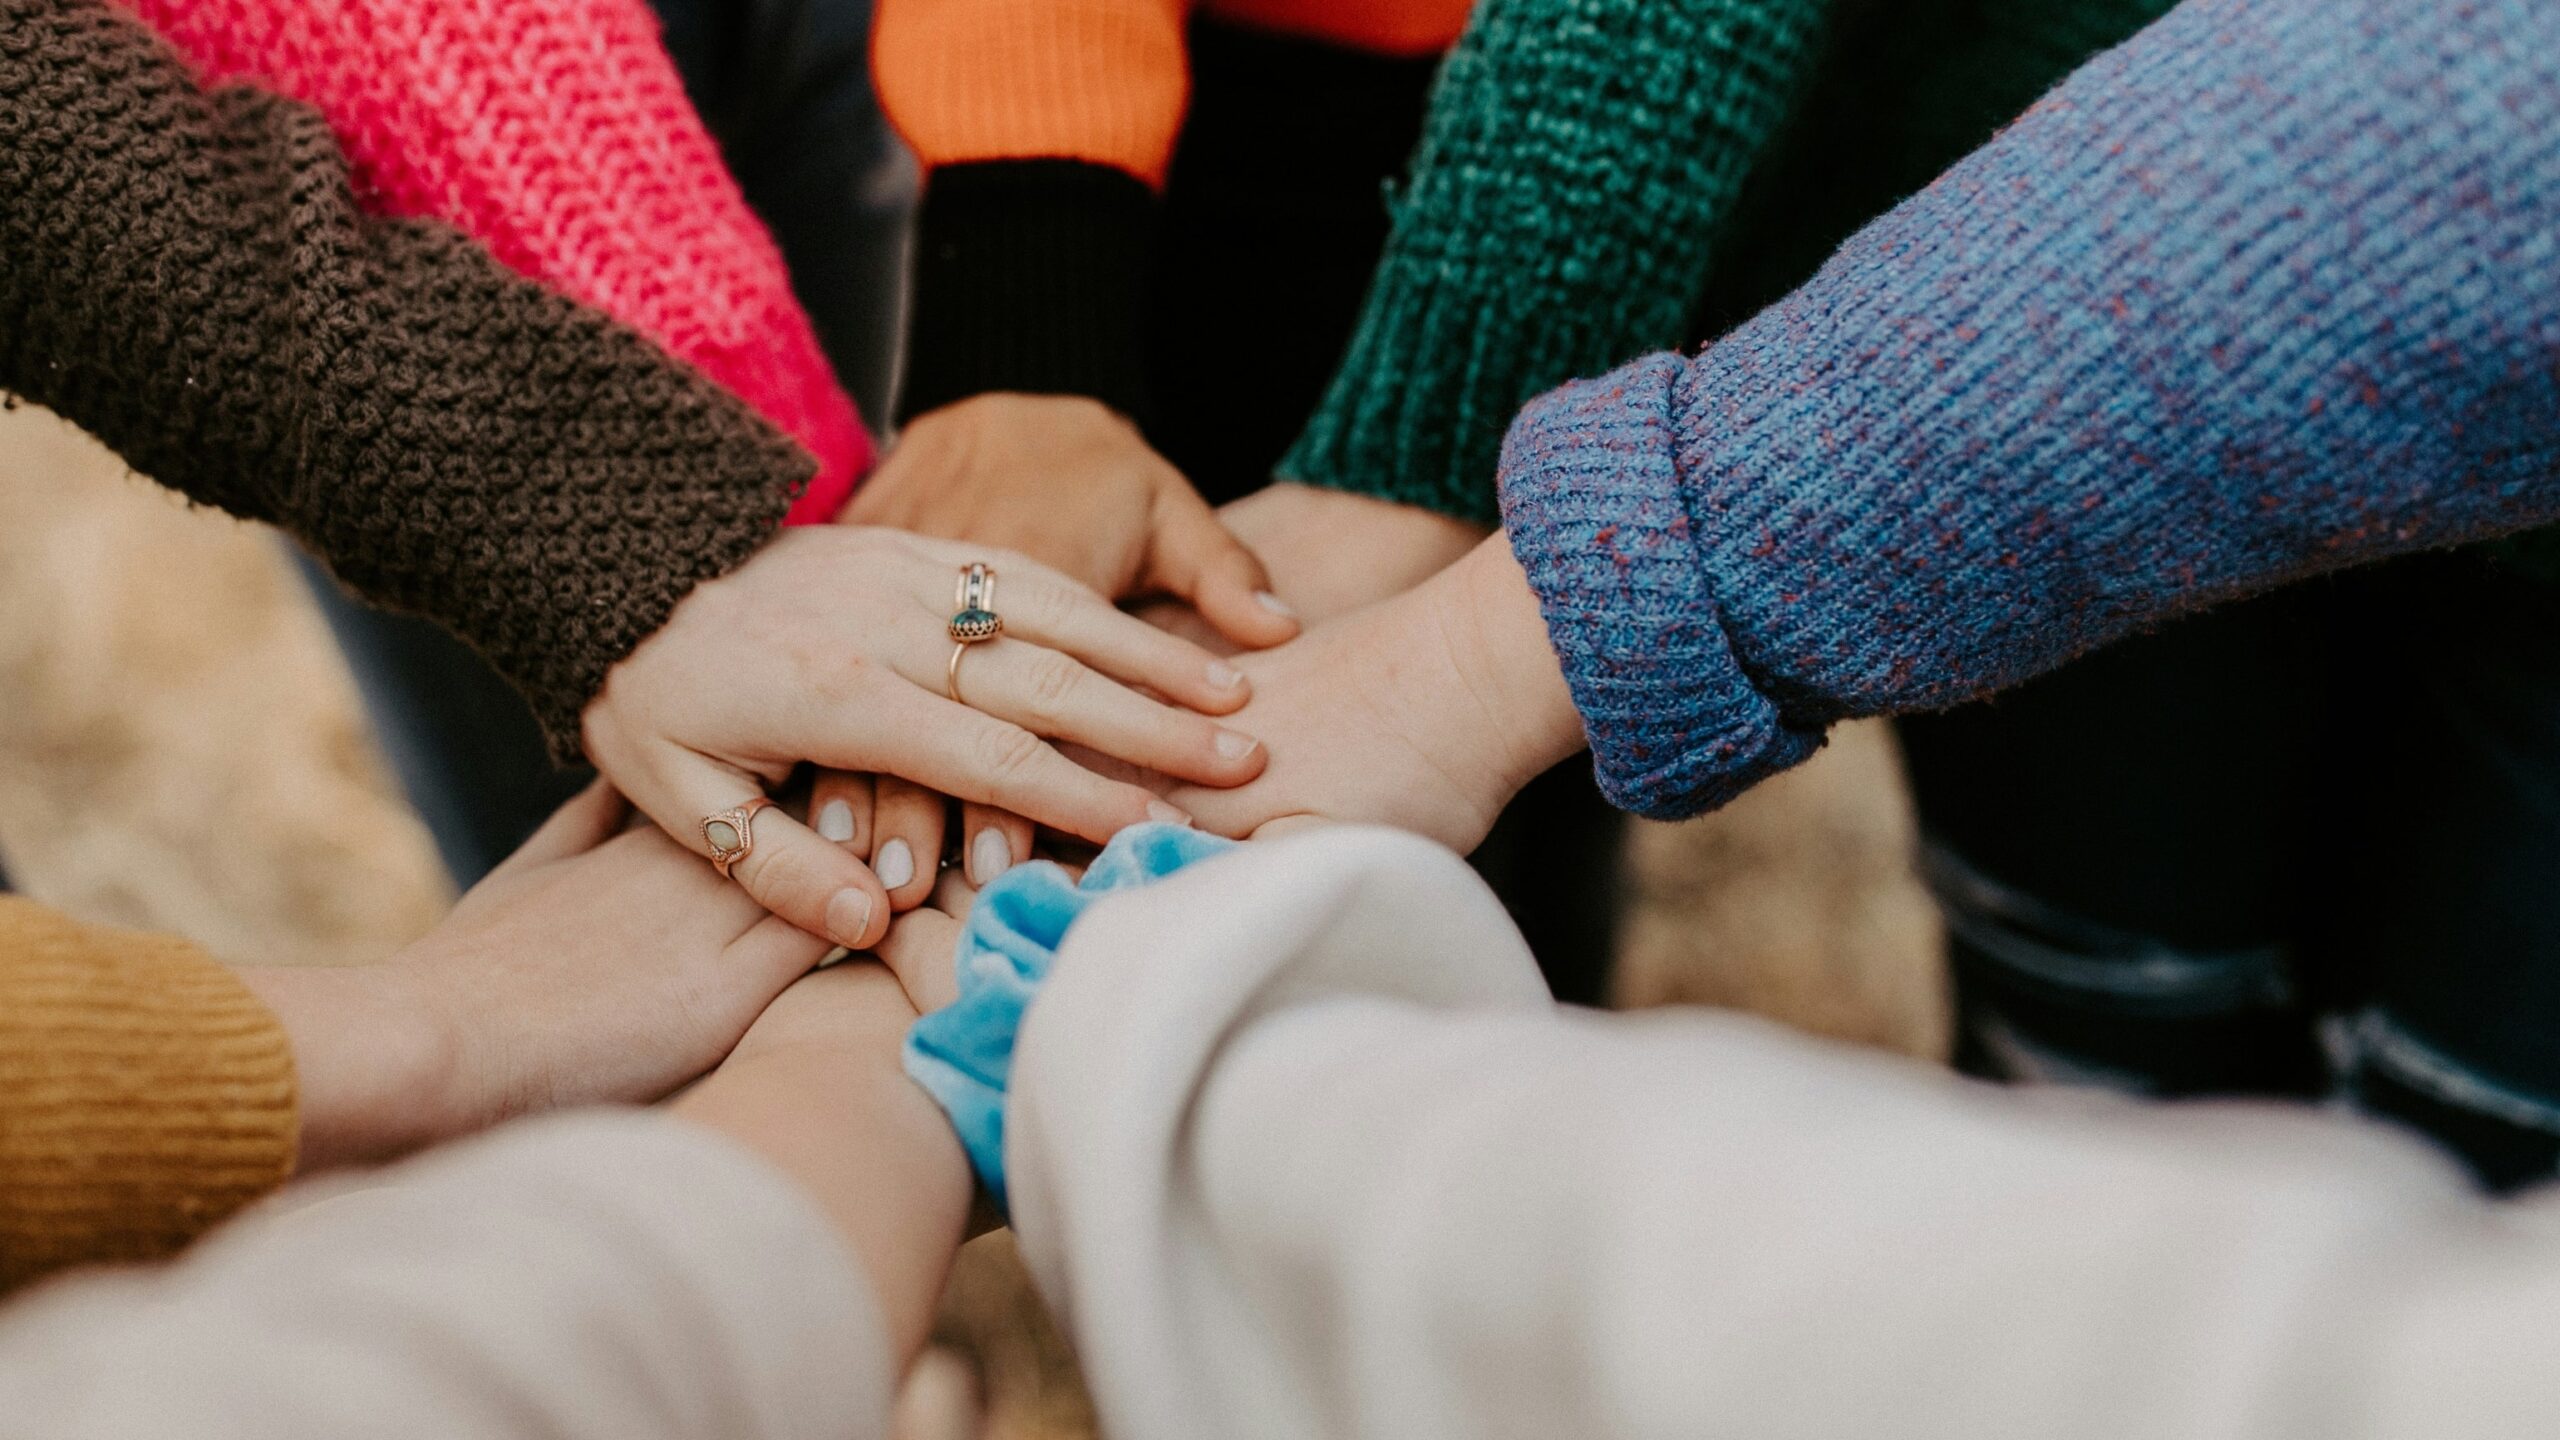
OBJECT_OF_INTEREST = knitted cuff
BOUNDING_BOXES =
[0,901,296,1293]
[1496,355,1824,819]
[897,160,1158,426]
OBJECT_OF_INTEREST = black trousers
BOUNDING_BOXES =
[1903,552,2560,1188]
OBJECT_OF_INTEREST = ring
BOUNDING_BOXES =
[949,562,1002,644]
[701,797,774,880]
[947,640,973,703]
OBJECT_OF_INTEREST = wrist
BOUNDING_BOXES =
[234,964,465,1173]
[1434,533,1588,793]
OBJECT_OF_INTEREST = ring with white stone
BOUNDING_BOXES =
[701,797,775,880]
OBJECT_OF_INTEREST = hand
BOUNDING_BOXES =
[237,784,836,1172]
[847,394,1300,649]
[1220,482,1491,629]
[582,526,1264,949]
[1164,535,1587,852]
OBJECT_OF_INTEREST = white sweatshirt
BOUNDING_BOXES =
[1008,827,2560,1440]
[8,828,2560,1440]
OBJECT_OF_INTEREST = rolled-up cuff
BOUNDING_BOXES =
[1497,354,1824,818]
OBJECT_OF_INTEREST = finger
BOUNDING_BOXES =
[489,779,630,877]
[666,756,890,950]
[810,769,875,855]
[871,775,946,912]
[840,681,1189,846]
[1145,492,1299,651]
[958,802,1034,888]
[956,639,1266,788]
[992,563,1255,716]
[874,905,964,1015]
[721,910,840,1002]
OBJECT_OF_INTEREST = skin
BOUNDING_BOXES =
[581,525,1262,953]
[234,783,835,1172]
[1163,533,1587,852]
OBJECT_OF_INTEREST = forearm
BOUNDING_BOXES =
[1281,0,1833,523]
[1501,0,2560,817]
[0,0,806,757]
[671,964,972,1364]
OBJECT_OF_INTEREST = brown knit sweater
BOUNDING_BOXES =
[0,0,813,756]
[0,900,297,1295]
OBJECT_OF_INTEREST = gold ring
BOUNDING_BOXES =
[947,639,971,703]
[701,797,774,879]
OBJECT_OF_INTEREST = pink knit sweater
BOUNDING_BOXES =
[119,0,867,524]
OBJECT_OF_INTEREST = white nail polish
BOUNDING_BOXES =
[1255,590,1298,619]
[816,798,856,843]
[1206,659,1245,689]
[1146,801,1193,827]
[825,887,875,947]
[1214,729,1258,761]
[971,828,1012,885]
[875,838,916,891]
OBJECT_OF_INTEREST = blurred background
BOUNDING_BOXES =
[0,395,1944,1439]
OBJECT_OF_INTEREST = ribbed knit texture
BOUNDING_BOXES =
[1500,0,2560,818]
[0,0,811,759]
[119,0,867,522]
[1281,0,1828,523]
[0,899,295,1294]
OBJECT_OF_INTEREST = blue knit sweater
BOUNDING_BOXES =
[1498,0,2560,820]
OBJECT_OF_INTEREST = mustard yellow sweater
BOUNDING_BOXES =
[0,898,296,1294]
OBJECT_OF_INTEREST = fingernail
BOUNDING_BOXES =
[875,838,916,891]
[826,887,875,947]
[1214,729,1258,761]
[1146,801,1193,827]
[816,798,856,844]
[1255,590,1297,620]
[970,828,1012,885]
[1206,659,1245,690]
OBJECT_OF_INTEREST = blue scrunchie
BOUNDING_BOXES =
[903,822,1234,1213]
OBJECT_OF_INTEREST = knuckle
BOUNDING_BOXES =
[1021,651,1084,724]
[746,843,827,911]
[976,723,1050,788]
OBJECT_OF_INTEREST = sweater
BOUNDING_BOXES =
[1497,0,2560,820]
[1282,0,2190,524]
[877,0,1475,423]
[0,1114,890,1440]
[0,0,811,758]
[0,900,295,1295]
[117,0,869,522]
[1008,825,2560,1440]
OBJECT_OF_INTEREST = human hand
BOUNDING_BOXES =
[846,394,1300,649]
[1220,482,1492,628]
[1163,534,1588,852]
[581,525,1265,949]
[239,784,835,1172]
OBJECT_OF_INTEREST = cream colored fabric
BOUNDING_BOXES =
[1010,826,2560,1440]
[0,1110,888,1440]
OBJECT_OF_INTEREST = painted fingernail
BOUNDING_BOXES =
[1255,590,1297,619]
[826,887,875,947]
[1146,801,1193,827]
[816,798,856,844]
[1206,659,1245,690]
[970,828,1012,885]
[1214,729,1258,761]
[875,838,916,891]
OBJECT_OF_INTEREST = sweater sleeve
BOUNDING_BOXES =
[1498,0,2560,818]
[0,1112,890,1440]
[0,0,810,760]
[0,899,295,1296]
[112,0,869,524]
[1009,828,2559,1440]
[1280,0,1833,524]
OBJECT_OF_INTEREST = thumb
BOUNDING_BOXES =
[1146,491,1300,650]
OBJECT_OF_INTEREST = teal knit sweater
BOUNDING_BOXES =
[1282,0,2178,524]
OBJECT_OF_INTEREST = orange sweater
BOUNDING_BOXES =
[874,0,1474,186]
[0,899,296,1293]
